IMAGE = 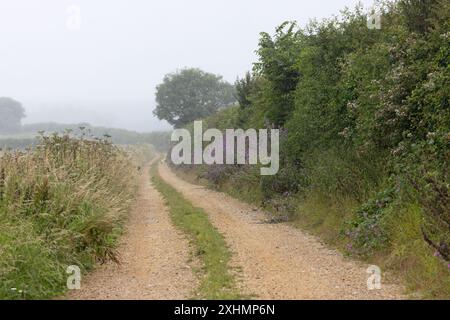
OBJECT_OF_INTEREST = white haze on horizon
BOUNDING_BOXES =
[21,100,171,132]
[1,0,375,132]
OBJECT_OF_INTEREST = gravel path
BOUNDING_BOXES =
[158,161,405,300]
[67,161,197,300]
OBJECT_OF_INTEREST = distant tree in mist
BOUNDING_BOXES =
[0,97,25,134]
[154,68,236,127]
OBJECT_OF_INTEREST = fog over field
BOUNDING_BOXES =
[1,0,374,132]
[21,100,169,132]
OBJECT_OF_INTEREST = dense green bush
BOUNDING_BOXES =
[176,0,449,297]
[343,188,395,256]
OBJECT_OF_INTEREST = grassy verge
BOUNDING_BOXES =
[171,164,449,299]
[150,161,243,299]
[0,134,139,299]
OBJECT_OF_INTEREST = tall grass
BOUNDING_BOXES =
[0,133,138,299]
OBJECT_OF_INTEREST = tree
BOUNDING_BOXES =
[399,0,439,34]
[235,72,262,109]
[154,68,236,127]
[0,97,25,134]
[253,22,303,126]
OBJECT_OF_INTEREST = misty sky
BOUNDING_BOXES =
[0,0,375,132]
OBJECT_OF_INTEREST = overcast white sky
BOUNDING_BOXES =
[0,0,375,131]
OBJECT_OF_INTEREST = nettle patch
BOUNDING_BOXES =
[343,188,396,256]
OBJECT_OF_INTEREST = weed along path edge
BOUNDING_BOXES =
[67,159,197,299]
[158,161,406,300]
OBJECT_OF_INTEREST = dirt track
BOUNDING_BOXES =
[158,161,405,300]
[67,159,405,300]
[67,162,197,300]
